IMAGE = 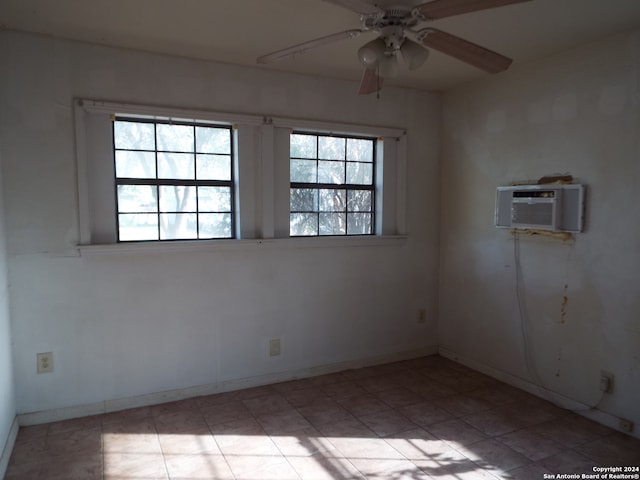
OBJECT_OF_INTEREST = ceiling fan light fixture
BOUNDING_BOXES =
[401,40,429,70]
[378,52,398,78]
[357,38,386,67]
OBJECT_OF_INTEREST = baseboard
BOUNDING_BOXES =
[0,416,19,479]
[18,345,438,426]
[439,346,638,440]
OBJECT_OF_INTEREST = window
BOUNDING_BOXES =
[113,118,234,241]
[75,99,406,250]
[289,132,376,236]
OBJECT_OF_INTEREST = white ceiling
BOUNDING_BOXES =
[2,0,640,92]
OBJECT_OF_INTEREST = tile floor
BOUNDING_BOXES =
[5,355,640,479]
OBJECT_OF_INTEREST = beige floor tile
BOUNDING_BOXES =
[288,451,364,480]
[103,452,168,479]
[538,450,595,473]
[433,393,493,417]
[337,393,390,417]
[426,418,487,447]
[460,408,528,437]
[256,409,313,435]
[401,400,454,427]
[164,453,234,479]
[45,427,103,457]
[358,409,417,437]
[270,426,337,457]
[158,431,221,455]
[224,453,299,479]
[383,427,452,460]
[455,438,530,473]
[242,393,293,415]
[494,462,553,480]
[103,431,163,454]
[35,453,102,480]
[497,428,564,461]
[573,433,640,465]
[374,386,425,408]
[217,433,281,456]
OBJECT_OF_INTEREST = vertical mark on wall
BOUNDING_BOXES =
[560,285,569,324]
[556,239,575,380]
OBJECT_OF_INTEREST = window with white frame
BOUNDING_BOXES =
[75,99,406,249]
[289,132,376,236]
[113,118,234,241]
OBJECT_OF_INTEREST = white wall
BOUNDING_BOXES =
[440,29,640,431]
[0,31,441,415]
[0,111,17,473]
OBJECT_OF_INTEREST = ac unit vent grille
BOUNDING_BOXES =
[512,202,553,227]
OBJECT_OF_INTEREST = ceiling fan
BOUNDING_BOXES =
[257,0,532,94]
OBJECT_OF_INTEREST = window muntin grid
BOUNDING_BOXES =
[113,117,234,241]
[290,132,375,237]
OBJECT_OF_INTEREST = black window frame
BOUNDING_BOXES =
[289,130,377,237]
[113,116,236,242]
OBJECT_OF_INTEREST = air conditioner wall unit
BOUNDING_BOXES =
[495,184,585,233]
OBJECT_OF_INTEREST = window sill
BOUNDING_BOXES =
[77,235,408,257]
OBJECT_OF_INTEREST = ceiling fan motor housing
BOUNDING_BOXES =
[362,6,420,51]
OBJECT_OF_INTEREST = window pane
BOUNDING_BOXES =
[196,127,230,154]
[115,151,156,179]
[289,131,377,238]
[198,186,231,212]
[319,189,345,212]
[318,160,344,184]
[114,121,155,150]
[347,213,372,235]
[156,124,194,152]
[158,152,194,179]
[114,117,234,243]
[117,185,157,213]
[346,162,373,185]
[318,137,345,160]
[290,213,318,236]
[196,154,231,180]
[290,159,316,183]
[319,213,345,235]
[347,138,373,162]
[199,213,232,238]
[291,134,317,158]
[118,214,158,241]
[290,188,318,212]
[160,213,198,240]
[347,190,372,212]
[159,185,196,212]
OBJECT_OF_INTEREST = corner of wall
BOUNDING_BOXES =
[0,70,19,475]
[0,416,18,478]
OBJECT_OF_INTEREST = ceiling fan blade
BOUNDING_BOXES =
[257,29,364,64]
[358,67,383,95]
[322,0,384,16]
[415,0,532,20]
[420,28,512,73]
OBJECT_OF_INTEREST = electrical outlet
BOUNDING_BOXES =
[599,370,614,393]
[619,418,634,433]
[269,338,281,357]
[37,352,53,373]
[417,309,426,324]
